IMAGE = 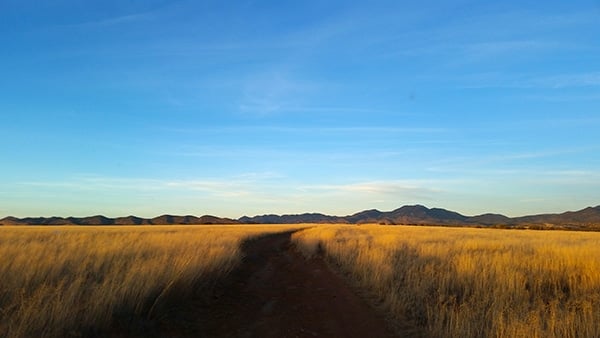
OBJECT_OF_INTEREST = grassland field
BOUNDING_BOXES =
[2,224,600,337]
[0,225,307,337]
[293,225,600,338]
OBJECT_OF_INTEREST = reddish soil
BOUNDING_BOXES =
[156,230,411,337]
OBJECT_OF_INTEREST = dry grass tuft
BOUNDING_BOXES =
[293,225,600,338]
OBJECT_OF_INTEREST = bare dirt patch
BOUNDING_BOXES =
[156,230,401,337]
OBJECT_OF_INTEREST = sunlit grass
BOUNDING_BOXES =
[292,225,600,338]
[0,225,303,337]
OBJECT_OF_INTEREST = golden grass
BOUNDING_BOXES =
[292,225,600,338]
[0,225,303,338]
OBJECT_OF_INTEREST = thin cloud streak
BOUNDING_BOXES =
[456,71,600,90]
[300,180,443,197]
[160,125,446,135]
[529,72,600,88]
[461,39,561,59]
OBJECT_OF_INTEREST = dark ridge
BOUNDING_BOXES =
[195,215,240,224]
[114,216,149,225]
[385,205,468,224]
[513,206,600,226]
[346,209,383,223]
[238,213,347,224]
[468,213,512,225]
[75,216,114,225]
[0,216,20,225]
[2,205,600,229]
[237,205,600,229]
[0,214,239,226]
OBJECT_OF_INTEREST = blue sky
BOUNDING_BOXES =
[1,0,599,218]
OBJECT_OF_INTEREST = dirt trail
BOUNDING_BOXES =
[158,230,405,337]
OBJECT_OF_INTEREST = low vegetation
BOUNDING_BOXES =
[6,223,600,337]
[0,225,301,337]
[293,225,600,338]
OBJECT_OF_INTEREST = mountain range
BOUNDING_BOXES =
[240,205,600,229]
[0,215,238,226]
[2,205,600,230]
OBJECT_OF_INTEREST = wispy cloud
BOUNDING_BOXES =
[462,40,560,59]
[530,10,600,27]
[424,145,600,176]
[238,71,326,116]
[456,71,600,90]
[19,177,167,192]
[528,72,600,88]
[300,180,444,198]
[11,173,289,217]
[518,93,600,102]
[487,148,593,161]
[161,125,445,135]
[60,10,157,29]
[17,171,288,194]
[240,105,412,116]
[16,175,444,206]
[536,170,600,186]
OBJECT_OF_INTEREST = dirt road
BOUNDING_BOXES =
[157,230,405,337]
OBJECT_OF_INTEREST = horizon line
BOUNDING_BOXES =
[2,204,598,220]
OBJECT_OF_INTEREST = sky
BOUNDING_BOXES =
[1,0,599,218]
